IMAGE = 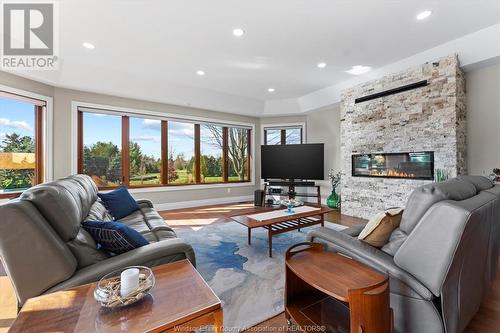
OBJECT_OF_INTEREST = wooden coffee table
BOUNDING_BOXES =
[231,205,333,257]
[9,260,222,333]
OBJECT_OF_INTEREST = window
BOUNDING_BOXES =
[264,126,303,145]
[228,127,250,181]
[168,121,195,184]
[265,129,281,145]
[0,93,46,196]
[129,117,162,185]
[285,128,302,144]
[77,107,252,189]
[81,112,122,187]
[200,124,223,183]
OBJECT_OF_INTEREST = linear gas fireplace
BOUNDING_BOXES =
[352,151,434,180]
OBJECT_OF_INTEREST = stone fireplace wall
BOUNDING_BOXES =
[340,55,466,219]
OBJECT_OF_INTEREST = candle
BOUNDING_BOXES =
[120,268,139,297]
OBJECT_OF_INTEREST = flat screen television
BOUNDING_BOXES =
[261,143,324,180]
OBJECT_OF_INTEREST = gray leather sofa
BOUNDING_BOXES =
[307,176,500,333]
[0,174,195,308]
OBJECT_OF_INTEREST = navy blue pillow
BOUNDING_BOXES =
[97,187,140,220]
[82,220,148,254]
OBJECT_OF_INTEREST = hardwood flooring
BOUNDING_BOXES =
[1,202,499,332]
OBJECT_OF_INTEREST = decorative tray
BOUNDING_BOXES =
[94,266,155,308]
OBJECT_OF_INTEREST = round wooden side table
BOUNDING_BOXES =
[285,242,393,333]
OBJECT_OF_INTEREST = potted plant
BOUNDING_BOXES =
[327,170,341,209]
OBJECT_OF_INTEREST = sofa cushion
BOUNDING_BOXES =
[457,175,494,192]
[66,229,109,268]
[120,208,176,243]
[485,184,500,197]
[381,228,408,256]
[85,199,113,222]
[82,221,149,254]
[358,208,403,248]
[20,175,98,241]
[0,201,78,305]
[399,179,476,235]
[381,179,477,256]
[98,187,140,220]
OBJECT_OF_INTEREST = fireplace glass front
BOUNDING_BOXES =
[352,152,434,180]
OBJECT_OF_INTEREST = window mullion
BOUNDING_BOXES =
[222,127,228,182]
[246,129,251,181]
[281,129,286,145]
[194,124,201,183]
[77,111,83,174]
[35,105,44,184]
[121,116,130,186]
[161,120,168,185]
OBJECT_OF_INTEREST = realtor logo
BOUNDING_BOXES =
[1,1,59,69]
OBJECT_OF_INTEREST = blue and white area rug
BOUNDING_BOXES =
[175,221,347,330]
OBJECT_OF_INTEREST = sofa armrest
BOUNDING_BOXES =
[341,223,366,237]
[307,227,433,300]
[136,199,154,209]
[45,238,195,293]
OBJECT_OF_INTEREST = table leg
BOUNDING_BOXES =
[213,308,223,333]
[248,228,251,245]
[321,214,325,227]
[268,229,273,258]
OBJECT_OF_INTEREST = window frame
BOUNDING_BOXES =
[0,85,53,199]
[262,123,305,145]
[73,102,254,191]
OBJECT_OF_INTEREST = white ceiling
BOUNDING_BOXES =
[6,0,500,116]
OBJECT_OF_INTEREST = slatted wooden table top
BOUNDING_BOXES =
[231,205,334,228]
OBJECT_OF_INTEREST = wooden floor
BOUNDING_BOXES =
[1,202,499,332]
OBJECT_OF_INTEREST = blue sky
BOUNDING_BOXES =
[0,98,35,144]
[83,113,220,159]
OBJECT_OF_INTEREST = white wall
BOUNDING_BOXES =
[466,62,500,176]
[306,106,341,202]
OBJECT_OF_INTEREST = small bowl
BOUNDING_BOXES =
[279,199,303,207]
[94,266,155,308]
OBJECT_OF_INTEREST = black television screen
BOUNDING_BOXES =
[261,143,324,180]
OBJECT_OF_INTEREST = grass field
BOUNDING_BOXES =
[129,169,246,185]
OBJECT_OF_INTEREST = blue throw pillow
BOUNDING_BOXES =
[82,220,148,254]
[97,187,140,220]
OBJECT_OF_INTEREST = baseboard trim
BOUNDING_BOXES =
[154,195,254,211]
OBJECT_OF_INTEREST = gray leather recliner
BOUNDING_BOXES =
[0,174,195,308]
[307,176,500,333]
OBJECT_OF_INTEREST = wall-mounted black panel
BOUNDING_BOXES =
[354,80,429,104]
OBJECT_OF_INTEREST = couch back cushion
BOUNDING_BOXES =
[457,175,494,192]
[382,179,477,256]
[0,200,77,305]
[85,199,114,222]
[20,175,98,241]
[399,179,477,234]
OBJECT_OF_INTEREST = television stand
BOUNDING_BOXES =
[262,181,321,207]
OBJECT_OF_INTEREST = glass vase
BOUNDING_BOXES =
[327,190,339,209]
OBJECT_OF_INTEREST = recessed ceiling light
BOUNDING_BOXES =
[416,10,432,20]
[196,70,205,76]
[317,62,327,69]
[82,42,95,49]
[346,65,372,75]
[233,28,245,37]
[267,88,275,93]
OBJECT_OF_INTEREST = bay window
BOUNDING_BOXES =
[77,107,252,189]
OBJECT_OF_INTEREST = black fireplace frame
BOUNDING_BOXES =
[351,151,434,180]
